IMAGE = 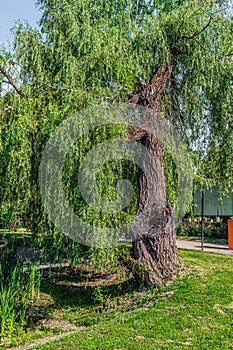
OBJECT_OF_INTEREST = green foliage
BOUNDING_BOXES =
[62,123,139,234]
[36,230,88,265]
[176,218,228,239]
[0,0,232,253]
[92,285,109,305]
[0,244,41,339]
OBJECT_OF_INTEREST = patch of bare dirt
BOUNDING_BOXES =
[7,317,84,350]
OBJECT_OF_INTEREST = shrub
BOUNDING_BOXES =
[176,218,228,239]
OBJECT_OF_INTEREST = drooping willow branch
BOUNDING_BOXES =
[0,66,27,98]
[181,15,213,40]
[31,81,83,93]
[180,15,232,61]
[193,37,233,60]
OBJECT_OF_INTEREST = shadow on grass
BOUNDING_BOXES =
[40,266,137,304]
[29,263,138,327]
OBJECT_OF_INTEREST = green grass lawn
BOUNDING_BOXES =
[22,249,233,350]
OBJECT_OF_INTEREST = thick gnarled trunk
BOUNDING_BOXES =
[132,132,180,289]
[132,222,180,289]
[128,60,181,289]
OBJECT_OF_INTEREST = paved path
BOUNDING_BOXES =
[177,239,233,255]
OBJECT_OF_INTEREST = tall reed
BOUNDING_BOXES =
[0,243,40,339]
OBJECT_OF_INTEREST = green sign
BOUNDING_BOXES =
[194,188,233,216]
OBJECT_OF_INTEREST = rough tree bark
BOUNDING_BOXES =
[128,58,181,289]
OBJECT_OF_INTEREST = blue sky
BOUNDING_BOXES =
[0,0,40,45]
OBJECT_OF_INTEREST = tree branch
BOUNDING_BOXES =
[128,125,149,141]
[31,81,80,93]
[150,61,174,93]
[182,16,213,40]
[128,56,174,112]
[194,38,233,60]
[0,66,27,97]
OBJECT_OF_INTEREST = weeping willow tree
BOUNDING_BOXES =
[0,0,232,288]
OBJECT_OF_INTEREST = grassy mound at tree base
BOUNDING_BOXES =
[3,249,233,350]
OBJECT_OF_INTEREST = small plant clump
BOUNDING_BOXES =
[0,242,41,340]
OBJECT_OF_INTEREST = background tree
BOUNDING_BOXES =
[0,0,232,288]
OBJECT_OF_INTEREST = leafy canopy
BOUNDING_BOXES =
[0,0,232,231]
